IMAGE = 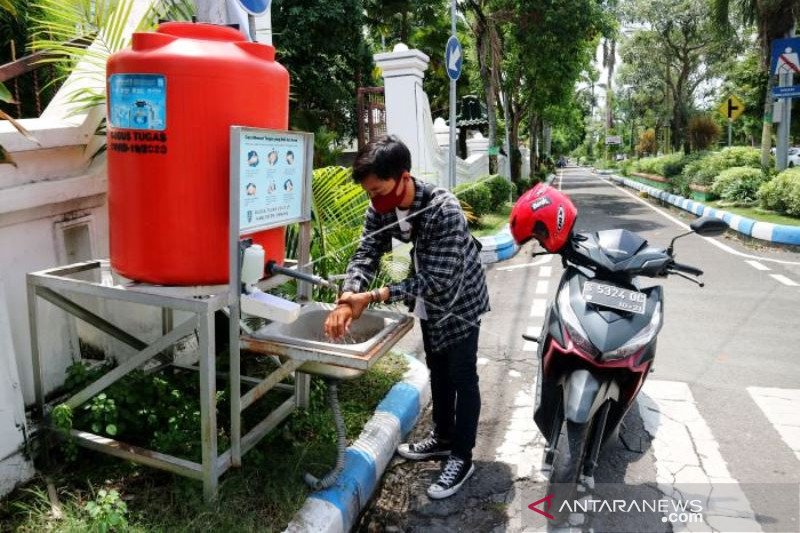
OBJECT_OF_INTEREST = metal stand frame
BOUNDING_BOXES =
[27,243,311,502]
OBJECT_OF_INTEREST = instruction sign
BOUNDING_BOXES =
[771,38,800,77]
[108,74,167,131]
[718,95,745,121]
[232,127,313,233]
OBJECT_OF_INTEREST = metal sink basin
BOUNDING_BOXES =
[241,302,414,379]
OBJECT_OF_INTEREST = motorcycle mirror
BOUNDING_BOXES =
[690,217,729,237]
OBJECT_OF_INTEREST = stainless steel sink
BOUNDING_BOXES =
[241,302,414,379]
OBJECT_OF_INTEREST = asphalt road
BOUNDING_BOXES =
[358,166,800,533]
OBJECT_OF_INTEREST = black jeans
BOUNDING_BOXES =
[421,321,481,462]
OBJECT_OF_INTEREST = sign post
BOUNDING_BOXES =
[445,3,462,190]
[718,95,745,147]
[771,35,799,171]
[234,0,271,40]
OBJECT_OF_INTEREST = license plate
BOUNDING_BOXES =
[582,281,647,314]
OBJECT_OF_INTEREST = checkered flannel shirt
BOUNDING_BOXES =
[342,176,490,350]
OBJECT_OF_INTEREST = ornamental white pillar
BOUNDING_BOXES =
[374,44,431,177]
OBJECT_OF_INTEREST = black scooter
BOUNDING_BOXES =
[522,216,728,521]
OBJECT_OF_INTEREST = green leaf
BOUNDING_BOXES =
[0,82,15,104]
[105,424,117,436]
[0,0,16,16]
[91,422,101,433]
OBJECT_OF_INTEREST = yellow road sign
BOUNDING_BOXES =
[719,95,745,121]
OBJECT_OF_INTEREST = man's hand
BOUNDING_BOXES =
[336,291,373,320]
[324,304,354,340]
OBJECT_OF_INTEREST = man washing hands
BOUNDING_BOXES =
[323,135,489,500]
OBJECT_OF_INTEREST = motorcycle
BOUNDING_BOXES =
[522,216,728,521]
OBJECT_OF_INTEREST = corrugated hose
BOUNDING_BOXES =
[303,379,346,490]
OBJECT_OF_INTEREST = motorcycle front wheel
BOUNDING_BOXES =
[547,419,592,524]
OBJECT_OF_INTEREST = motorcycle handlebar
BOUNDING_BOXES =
[670,261,703,276]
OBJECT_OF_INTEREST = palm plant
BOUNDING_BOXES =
[284,166,409,303]
[29,0,194,116]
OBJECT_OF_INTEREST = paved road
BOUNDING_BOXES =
[358,166,800,533]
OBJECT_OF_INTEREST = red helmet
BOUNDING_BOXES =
[509,183,577,253]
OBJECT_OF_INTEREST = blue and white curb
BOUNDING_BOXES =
[284,353,431,533]
[606,174,800,247]
[478,224,519,264]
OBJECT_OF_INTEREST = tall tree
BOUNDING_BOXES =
[622,0,732,153]
[271,0,374,139]
[711,0,800,165]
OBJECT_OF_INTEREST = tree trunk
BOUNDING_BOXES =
[510,96,521,183]
[475,27,498,174]
[530,111,540,177]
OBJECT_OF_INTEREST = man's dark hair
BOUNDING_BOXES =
[352,134,411,183]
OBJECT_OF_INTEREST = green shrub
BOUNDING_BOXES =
[453,180,493,216]
[480,174,514,208]
[682,147,764,188]
[711,167,769,205]
[758,167,800,216]
[634,153,693,178]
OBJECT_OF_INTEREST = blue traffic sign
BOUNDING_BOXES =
[773,85,800,99]
[445,35,463,81]
[771,38,800,76]
[235,0,270,16]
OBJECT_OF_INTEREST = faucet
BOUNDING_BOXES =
[265,261,340,293]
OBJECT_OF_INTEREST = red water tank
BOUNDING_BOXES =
[107,22,288,286]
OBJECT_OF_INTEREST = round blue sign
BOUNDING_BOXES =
[235,0,270,16]
[445,35,463,81]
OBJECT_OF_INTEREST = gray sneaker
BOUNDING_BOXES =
[397,433,452,460]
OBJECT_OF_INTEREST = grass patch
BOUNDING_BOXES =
[0,353,408,533]
[471,202,513,237]
[711,202,800,227]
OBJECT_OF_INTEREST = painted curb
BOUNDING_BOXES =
[606,174,800,247]
[478,224,519,264]
[284,353,431,533]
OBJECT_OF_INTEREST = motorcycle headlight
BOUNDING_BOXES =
[603,301,662,360]
[557,283,599,357]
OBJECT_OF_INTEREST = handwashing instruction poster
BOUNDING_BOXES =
[237,129,308,233]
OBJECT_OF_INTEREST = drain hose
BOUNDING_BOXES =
[304,379,346,490]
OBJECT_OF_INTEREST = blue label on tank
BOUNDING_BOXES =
[108,74,166,131]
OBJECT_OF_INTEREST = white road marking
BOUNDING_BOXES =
[639,380,762,532]
[522,326,539,352]
[497,254,553,272]
[530,299,547,318]
[770,274,799,287]
[745,260,770,271]
[508,370,521,379]
[495,381,548,481]
[747,387,800,463]
[558,170,563,190]
[597,176,800,267]
[477,357,489,366]
[539,266,553,278]
[535,280,549,295]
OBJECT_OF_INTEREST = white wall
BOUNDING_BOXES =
[0,0,162,497]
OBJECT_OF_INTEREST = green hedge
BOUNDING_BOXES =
[634,153,695,178]
[681,147,763,188]
[481,174,514,207]
[711,167,769,205]
[758,167,800,216]
[453,180,493,216]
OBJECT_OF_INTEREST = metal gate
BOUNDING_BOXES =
[357,87,386,149]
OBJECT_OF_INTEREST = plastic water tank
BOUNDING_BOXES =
[106,22,289,285]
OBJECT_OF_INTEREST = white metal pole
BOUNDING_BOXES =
[448,0,457,190]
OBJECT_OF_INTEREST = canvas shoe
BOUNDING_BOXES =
[397,432,452,460]
[426,455,475,500]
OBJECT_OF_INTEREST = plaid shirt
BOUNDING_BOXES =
[342,177,490,350]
